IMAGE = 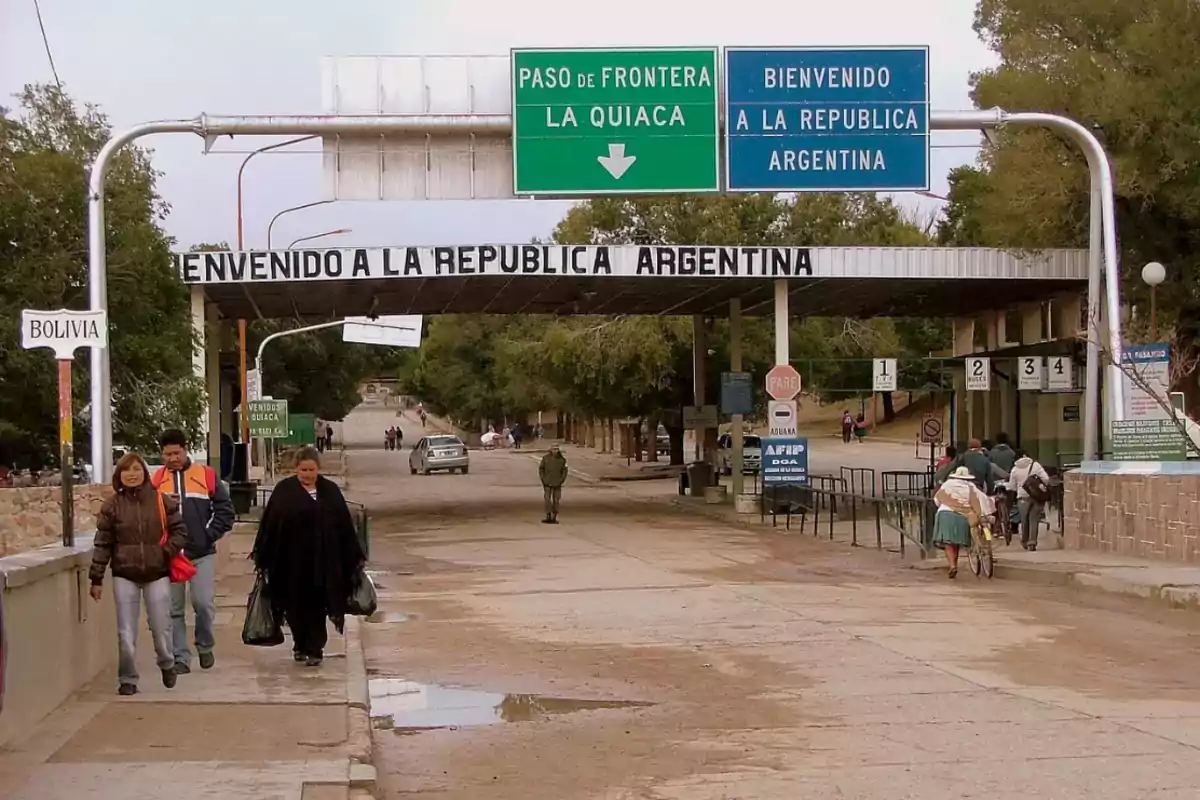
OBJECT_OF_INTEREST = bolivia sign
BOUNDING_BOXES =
[511,47,720,194]
[21,309,108,359]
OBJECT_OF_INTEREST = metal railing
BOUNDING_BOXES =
[758,483,934,558]
[881,469,936,497]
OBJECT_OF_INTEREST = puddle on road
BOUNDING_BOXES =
[368,678,652,734]
[366,611,419,623]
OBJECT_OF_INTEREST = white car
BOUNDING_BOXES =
[717,434,762,475]
[409,435,470,475]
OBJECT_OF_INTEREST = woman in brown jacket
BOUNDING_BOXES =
[89,451,189,695]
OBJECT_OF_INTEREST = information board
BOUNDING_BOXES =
[1111,419,1186,461]
[762,436,809,486]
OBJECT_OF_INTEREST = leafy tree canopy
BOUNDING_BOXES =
[941,0,1200,408]
[0,85,203,468]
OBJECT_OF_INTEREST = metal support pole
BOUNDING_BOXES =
[730,298,744,499]
[1083,186,1102,460]
[87,109,1126,480]
[692,315,705,464]
[58,359,75,547]
[773,280,789,365]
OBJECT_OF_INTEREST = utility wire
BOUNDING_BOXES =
[32,0,62,89]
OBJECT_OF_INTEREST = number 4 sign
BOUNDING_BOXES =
[1046,355,1075,391]
[965,356,991,391]
[1018,356,1045,391]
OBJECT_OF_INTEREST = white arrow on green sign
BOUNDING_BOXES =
[511,47,721,195]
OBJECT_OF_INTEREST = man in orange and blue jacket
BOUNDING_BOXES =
[153,429,234,674]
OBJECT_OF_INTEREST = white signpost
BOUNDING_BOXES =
[246,368,263,403]
[965,356,991,391]
[1017,356,1045,391]
[1046,355,1075,391]
[872,358,898,393]
[19,309,109,547]
[767,400,798,437]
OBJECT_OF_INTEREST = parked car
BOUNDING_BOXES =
[409,434,469,475]
[717,434,763,475]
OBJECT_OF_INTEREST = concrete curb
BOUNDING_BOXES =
[995,561,1200,609]
[343,614,376,794]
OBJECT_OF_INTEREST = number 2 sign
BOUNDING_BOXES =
[965,356,991,391]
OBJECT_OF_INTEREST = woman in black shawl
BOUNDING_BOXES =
[251,445,365,666]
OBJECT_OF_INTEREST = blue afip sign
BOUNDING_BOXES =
[724,46,930,192]
[762,436,809,486]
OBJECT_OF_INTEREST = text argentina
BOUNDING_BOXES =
[175,246,815,282]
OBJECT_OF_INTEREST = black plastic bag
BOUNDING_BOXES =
[346,568,378,617]
[242,572,284,646]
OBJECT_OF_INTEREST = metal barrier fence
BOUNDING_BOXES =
[881,469,936,497]
[758,484,934,557]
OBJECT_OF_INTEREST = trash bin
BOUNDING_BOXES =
[229,481,257,515]
[685,461,714,497]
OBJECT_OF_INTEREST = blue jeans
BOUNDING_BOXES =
[114,576,174,685]
[169,554,215,666]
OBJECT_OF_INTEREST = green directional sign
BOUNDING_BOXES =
[511,47,720,195]
[247,399,289,439]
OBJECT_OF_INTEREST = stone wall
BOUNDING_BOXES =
[0,484,113,556]
[1064,472,1200,563]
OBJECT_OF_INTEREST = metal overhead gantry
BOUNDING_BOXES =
[87,109,1125,480]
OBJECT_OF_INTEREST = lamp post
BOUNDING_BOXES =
[287,228,352,250]
[234,136,317,448]
[1142,261,1166,341]
[266,200,333,250]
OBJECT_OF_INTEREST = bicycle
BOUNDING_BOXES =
[967,513,996,579]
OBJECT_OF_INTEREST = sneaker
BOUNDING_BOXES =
[305,655,323,667]
[173,662,191,675]
[199,652,215,670]
[118,683,138,696]
[541,517,552,524]
[162,669,177,689]
[293,651,307,663]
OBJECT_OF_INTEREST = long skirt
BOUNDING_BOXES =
[932,509,973,548]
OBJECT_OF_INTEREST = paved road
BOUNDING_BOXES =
[344,407,1200,800]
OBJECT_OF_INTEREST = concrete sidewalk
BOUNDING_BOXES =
[0,525,375,800]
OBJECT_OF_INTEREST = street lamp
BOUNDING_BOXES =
[234,136,317,448]
[287,228,352,249]
[266,200,333,250]
[1142,261,1166,340]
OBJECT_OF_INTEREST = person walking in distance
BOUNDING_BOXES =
[325,424,334,452]
[539,443,568,524]
[251,446,366,666]
[154,429,235,674]
[90,452,189,695]
[841,410,854,444]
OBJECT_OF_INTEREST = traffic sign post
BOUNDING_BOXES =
[511,47,720,195]
[765,364,802,401]
[20,309,109,547]
[724,46,930,192]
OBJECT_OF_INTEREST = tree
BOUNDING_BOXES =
[948,0,1200,413]
[0,85,204,468]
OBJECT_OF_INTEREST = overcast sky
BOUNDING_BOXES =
[3,0,995,251]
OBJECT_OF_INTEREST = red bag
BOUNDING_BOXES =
[156,493,199,583]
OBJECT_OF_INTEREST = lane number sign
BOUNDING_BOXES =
[1046,355,1074,391]
[872,358,897,392]
[1018,356,1045,391]
[965,356,991,391]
